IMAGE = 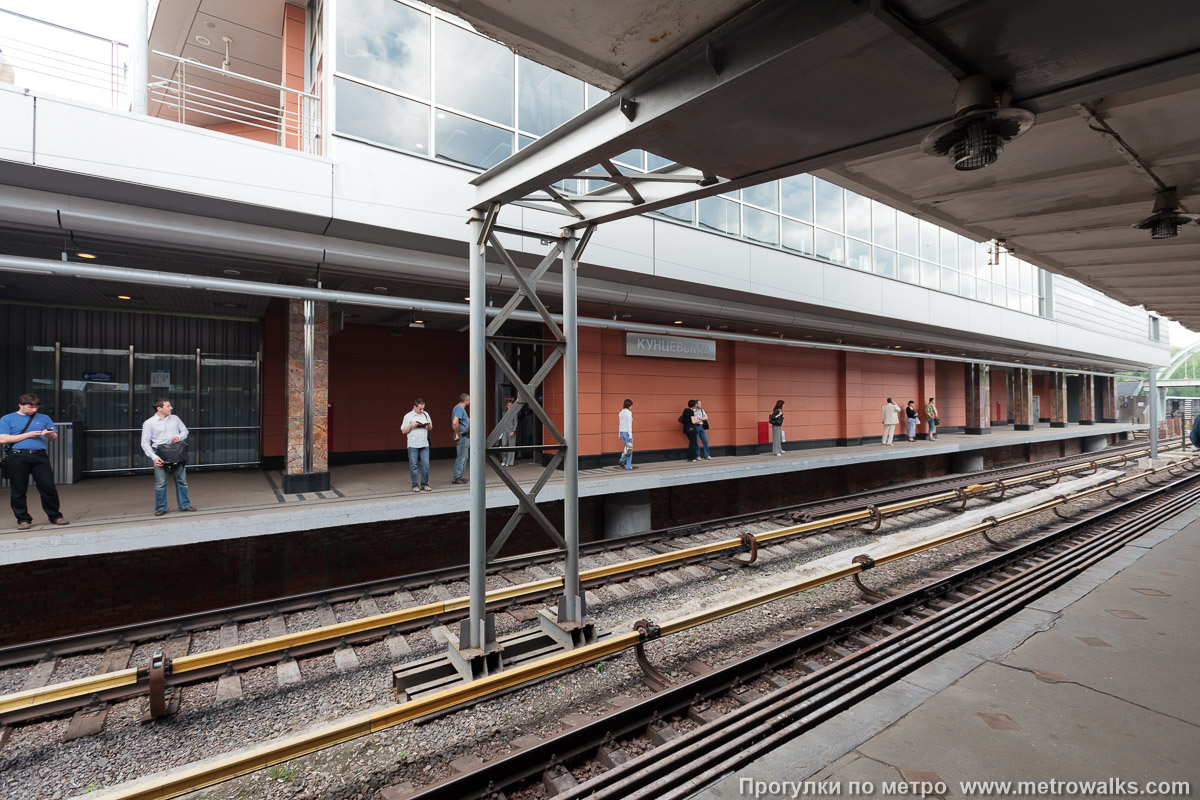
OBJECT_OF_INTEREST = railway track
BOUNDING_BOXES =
[0,439,1166,673]
[30,453,1194,800]
[410,466,1200,799]
[0,444,1177,730]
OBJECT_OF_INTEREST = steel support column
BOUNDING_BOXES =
[557,233,583,628]
[1149,367,1159,458]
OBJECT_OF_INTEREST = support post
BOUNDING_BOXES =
[964,363,991,434]
[131,0,149,114]
[1013,368,1035,430]
[558,232,583,628]
[283,299,329,493]
[1148,367,1159,458]
[1049,372,1068,428]
[464,210,491,658]
[1100,376,1119,423]
[1005,369,1015,424]
[1078,374,1096,425]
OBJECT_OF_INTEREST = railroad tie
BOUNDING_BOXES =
[276,656,303,687]
[21,654,56,691]
[218,621,239,650]
[316,603,339,628]
[62,644,132,742]
[268,614,287,638]
[334,645,360,672]
[358,595,383,617]
[392,588,418,607]
[216,667,243,702]
[386,634,412,660]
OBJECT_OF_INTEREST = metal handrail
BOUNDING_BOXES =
[149,50,321,153]
[86,427,261,434]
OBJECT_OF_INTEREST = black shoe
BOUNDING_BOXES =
[452,477,465,484]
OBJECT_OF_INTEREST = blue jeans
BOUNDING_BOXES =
[618,432,633,469]
[408,446,430,488]
[154,463,190,512]
[453,435,469,480]
[928,421,937,439]
[697,427,710,458]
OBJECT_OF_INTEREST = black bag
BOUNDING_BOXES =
[702,419,710,430]
[156,440,189,466]
[0,414,35,480]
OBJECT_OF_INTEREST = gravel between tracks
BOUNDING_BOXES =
[0,467,1171,800]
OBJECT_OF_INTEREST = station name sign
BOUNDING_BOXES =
[625,333,716,361]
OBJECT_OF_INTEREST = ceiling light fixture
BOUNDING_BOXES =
[76,252,97,259]
[195,35,211,46]
[373,286,388,293]
[674,320,683,324]
[221,36,233,71]
[223,268,241,276]
[1131,187,1199,239]
[921,75,1035,171]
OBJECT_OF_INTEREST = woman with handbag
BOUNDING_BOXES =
[680,400,701,462]
[768,400,785,456]
[617,399,635,470]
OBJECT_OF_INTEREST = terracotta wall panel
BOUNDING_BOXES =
[935,361,967,427]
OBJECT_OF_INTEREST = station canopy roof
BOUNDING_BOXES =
[431,0,1200,330]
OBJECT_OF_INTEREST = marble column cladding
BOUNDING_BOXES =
[285,299,331,475]
[311,302,330,473]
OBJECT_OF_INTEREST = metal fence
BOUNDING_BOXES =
[0,8,129,109]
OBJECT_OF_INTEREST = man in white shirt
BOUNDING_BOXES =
[617,398,635,470]
[693,399,712,459]
[141,398,195,515]
[881,397,901,447]
[401,398,433,491]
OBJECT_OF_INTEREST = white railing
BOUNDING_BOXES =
[150,51,322,154]
[0,8,129,109]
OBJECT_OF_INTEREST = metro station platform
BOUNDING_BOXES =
[0,422,1144,567]
[696,495,1200,799]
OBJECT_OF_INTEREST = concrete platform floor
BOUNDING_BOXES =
[695,499,1200,799]
[0,422,1142,565]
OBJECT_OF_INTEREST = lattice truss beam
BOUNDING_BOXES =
[526,159,722,226]
[477,205,595,559]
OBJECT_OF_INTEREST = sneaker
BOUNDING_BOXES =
[452,477,465,484]
[154,510,166,517]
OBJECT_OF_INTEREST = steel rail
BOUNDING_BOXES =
[0,439,1164,669]
[84,462,1197,800]
[414,475,1200,800]
[0,446,1185,721]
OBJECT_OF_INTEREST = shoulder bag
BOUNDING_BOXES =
[0,414,36,480]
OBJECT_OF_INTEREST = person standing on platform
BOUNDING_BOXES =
[1,393,68,530]
[617,398,635,470]
[680,400,701,462]
[925,397,940,440]
[905,400,919,442]
[693,399,712,459]
[451,393,470,484]
[881,397,901,446]
[1190,412,1200,450]
[401,398,433,491]
[141,398,195,516]
[500,399,517,467]
[768,400,785,456]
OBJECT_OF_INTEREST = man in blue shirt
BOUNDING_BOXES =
[1,393,68,530]
[451,393,470,484]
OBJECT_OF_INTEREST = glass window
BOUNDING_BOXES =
[959,237,976,274]
[958,274,975,299]
[898,254,919,283]
[646,152,673,170]
[336,77,429,154]
[780,174,812,221]
[897,212,918,256]
[940,229,958,268]
[920,220,940,262]
[922,260,940,289]
[1021,294,1036,314]
[1007,290,1021,311]
[720,187,740,201]
[845,191,871,240]
[814,178,844,232]
[743,182,779,212]
[1021,262,1034,292]
[847,239,872,271]
[1005,255,1020,288]
[814,229,844,263]
[872,201,895,249]
[698,196,740,236]
[743,206,779,246]
[435,20,513,125]
[435,109,512,169]
[992,285,1005,307]
[782,219,814,255]
[337,0,430,99]
[941,267,958,294]
[873,248,896,277]
[613,149,644,171]
[518,56,583,136]
[977,281,992,304]
[586,84,606,108]
[659,202,694,224]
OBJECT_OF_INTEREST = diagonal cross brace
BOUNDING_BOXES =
[485,451,566,551]
[486,449,566,559]
[486,242,563,337]
[487,347,563,446]
[488,235,565,342]
[487,341,566,445]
